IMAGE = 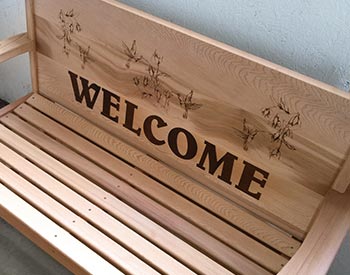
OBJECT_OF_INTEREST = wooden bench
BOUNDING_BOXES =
[1,0,350,274]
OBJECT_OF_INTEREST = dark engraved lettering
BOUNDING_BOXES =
[101,88,120,123]
[168,128,197,160]
[235,161,269,200]
[197,141,238,185]
[69,72,270,199]
[123,100,141,136]
[144,115,167,145]
[69,71,100,109]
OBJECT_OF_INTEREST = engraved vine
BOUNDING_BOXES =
[58,9,91,69]
[235,98,301,159]
[122,40,202,119]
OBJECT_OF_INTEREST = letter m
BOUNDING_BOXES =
[68,71,101,109]
[197,141,238,185]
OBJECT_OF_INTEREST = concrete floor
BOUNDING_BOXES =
[0,218,72,275]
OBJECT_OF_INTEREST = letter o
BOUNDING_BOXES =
[168,128,198,160]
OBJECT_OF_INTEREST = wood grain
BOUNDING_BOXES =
[28,94,302,255]
[25,0,39,92]
[332,151,350,193]
[0,120,239,275]
[0,33,33,63]
[35,53,323,237]
[0,161,160,275]
[0,142,195,275]
[33,0,350,197]
[0,117,267,274]
[30,0,350,234]
[0,93,32,117]
[0,184,122,275]
[279,187,350,275]
[14,102,291,269]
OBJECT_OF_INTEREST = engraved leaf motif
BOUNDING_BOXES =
[235,97,301,159]
[178,90,203,118]
[59,10,64,22]
[66,9,74,17]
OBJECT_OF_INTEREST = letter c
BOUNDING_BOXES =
[143,115,167,145]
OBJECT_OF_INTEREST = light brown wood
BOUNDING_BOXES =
[0,144,228,274]
[35,53,323,237]
[0,183,123,275]
[25,0,39,92]
[33,0,350,206]
[0,160,161,275]
[0,114,270,275]
[0,122,258,274]
[0,143,195,275]
[14,102,289,270]
[332,151,350,192]
[279,187,350,275]
[0,33,33,63]
[0,93,32,117]
[31,0,348,236]
[26,94,301,256]
[1,1,349,274]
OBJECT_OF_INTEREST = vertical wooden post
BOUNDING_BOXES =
[332,151,350,193]
[25,0,39,93]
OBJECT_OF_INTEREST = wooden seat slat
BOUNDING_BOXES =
[28,94,301,257]
[0,119,243,274]
[13,102,290,271]
[0,143,196,275]
[0,161,159,275]
[0,111,271,274]
[0,184,123,275]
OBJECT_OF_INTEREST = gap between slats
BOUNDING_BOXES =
[0,121,243,274]
[0,159,159,275]
[0,142,196,275]
[0,111,272,274]
[15,103,290,264]
[0,182,124,275]
[27,95,301,254]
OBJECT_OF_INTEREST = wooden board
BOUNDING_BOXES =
[279,187,350,274]
[0,184,123,275]
[12,102,291,269]
[0,114,270,274]
[32,0,350,234]
[0,142,196,275]
[0,33,33,63]
[27,94,302,255]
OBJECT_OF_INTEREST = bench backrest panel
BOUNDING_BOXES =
[33,0,350,236]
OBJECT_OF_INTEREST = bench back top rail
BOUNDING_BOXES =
[29,0,350,236]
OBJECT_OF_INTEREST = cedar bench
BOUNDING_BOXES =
[0,0,350,274]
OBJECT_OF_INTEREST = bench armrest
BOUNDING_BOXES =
[279,187,350,275]
[0,33,33,64]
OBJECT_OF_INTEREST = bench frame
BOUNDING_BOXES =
[0,1,349,274]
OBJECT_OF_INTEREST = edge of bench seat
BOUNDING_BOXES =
[279,187,350,275]
[0,93,33,117]
[0,183,123,275]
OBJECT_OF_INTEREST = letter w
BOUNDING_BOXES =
[68,71,101,109]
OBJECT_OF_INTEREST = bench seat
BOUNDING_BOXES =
[0,94,305,275]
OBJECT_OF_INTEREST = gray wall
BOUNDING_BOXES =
[0,0,349,274]
[0,0,31,102]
